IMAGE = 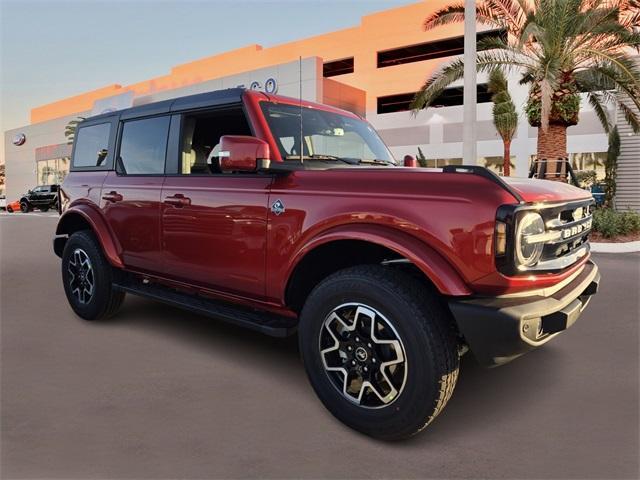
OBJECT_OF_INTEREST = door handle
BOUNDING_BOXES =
[164,194,191,207]
[102,191,123,203]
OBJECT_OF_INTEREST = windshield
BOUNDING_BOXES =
[260,102,396,165]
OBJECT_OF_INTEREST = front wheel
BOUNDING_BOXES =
[20,202,30,213]
[61,230,125,320]
[299,265,460,440]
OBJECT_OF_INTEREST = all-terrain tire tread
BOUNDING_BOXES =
[303,264,460,440]
[62,230,125,321]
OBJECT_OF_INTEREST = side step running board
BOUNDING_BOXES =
[113,280,297,337]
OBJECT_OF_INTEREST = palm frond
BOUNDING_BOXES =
[411,51,529,112]
[587,91,613,133]
[423,3,467,30]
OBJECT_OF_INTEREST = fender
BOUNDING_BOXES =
[55,203,124,269]
[286,223,472,297]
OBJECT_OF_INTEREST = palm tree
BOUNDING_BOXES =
[604,125,620,206]
[411,0,640,177]
[64,117,85,145]
[487,68,518,176]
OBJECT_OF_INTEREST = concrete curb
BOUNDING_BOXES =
[591,241,640,253]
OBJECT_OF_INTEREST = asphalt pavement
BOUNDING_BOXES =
[1,213,638,479]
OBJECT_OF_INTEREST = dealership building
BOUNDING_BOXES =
[4,0,639,210]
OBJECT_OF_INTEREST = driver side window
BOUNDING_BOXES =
[179,107,252,175]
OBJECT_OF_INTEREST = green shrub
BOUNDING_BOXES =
[592,208,640,238]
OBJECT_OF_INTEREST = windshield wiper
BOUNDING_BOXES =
[285,154,360,165]
[358,158,395,166]
[285,155,394,166]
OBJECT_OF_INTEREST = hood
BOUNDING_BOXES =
[502,177,592,204]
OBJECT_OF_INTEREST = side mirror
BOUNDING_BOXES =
[403,155,417,167]
[218,135,270,172]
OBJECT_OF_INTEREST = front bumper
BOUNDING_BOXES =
[449,260,600,367]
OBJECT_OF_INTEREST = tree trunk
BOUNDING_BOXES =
[503,140,511,176]
[537,123,568,180]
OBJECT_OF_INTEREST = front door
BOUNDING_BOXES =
[160,106,272,299]
[101,115,170,274]
[161,176,272,298]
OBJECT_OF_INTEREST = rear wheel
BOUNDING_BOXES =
[299,265,459,440]
[7,206,13,213]
[61,230,125,320]
[40,206,49,212]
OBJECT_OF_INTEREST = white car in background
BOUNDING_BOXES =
[0,195,6,210]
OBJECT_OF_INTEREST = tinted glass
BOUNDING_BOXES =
[73,123,111,167]
[119,116,170,174]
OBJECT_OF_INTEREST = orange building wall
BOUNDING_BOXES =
[31,0,466,124]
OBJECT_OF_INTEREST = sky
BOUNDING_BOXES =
[0,0,410,135]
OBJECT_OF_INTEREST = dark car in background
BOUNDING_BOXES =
[20,185,59,212]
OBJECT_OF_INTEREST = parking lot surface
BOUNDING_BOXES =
[1,214,638,479]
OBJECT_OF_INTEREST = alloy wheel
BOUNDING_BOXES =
[318,303,407,408]
[67,248,95,304]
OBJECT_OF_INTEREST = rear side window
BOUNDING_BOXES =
[118,116,170,174]
[73,123,112,167]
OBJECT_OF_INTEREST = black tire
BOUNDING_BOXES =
[299,265,459,440]
[40,206,49,212]
[6,206,13,213]
[61,230,125,320]
[20,201,30,213]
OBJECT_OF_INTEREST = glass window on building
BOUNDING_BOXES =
[37,157,70,185]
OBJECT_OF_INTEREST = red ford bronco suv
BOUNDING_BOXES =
[54,88,599,440]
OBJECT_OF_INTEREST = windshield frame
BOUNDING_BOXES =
[258,100,396,166]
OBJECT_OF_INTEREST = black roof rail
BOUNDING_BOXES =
[442,165,525,203]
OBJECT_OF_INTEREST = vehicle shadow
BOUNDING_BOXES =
[108,294,567,442]
[404,346,567,446]
[107,295,306,389]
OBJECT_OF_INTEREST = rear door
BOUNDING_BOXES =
[42,185,57,205]
[160,106,273,299]
[101,115,170,274]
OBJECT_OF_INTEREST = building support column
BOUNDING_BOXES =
[463,0,477,165]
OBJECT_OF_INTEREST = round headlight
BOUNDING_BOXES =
[515,212,545,267]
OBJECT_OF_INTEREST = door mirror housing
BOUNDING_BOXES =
[403,155,417,167]
[218,135,270,172]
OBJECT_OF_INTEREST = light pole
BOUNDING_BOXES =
[463,0,477,165]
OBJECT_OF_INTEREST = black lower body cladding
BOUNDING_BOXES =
[449,260,600,367]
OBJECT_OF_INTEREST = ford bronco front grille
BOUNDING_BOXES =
[534,199,594,271]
